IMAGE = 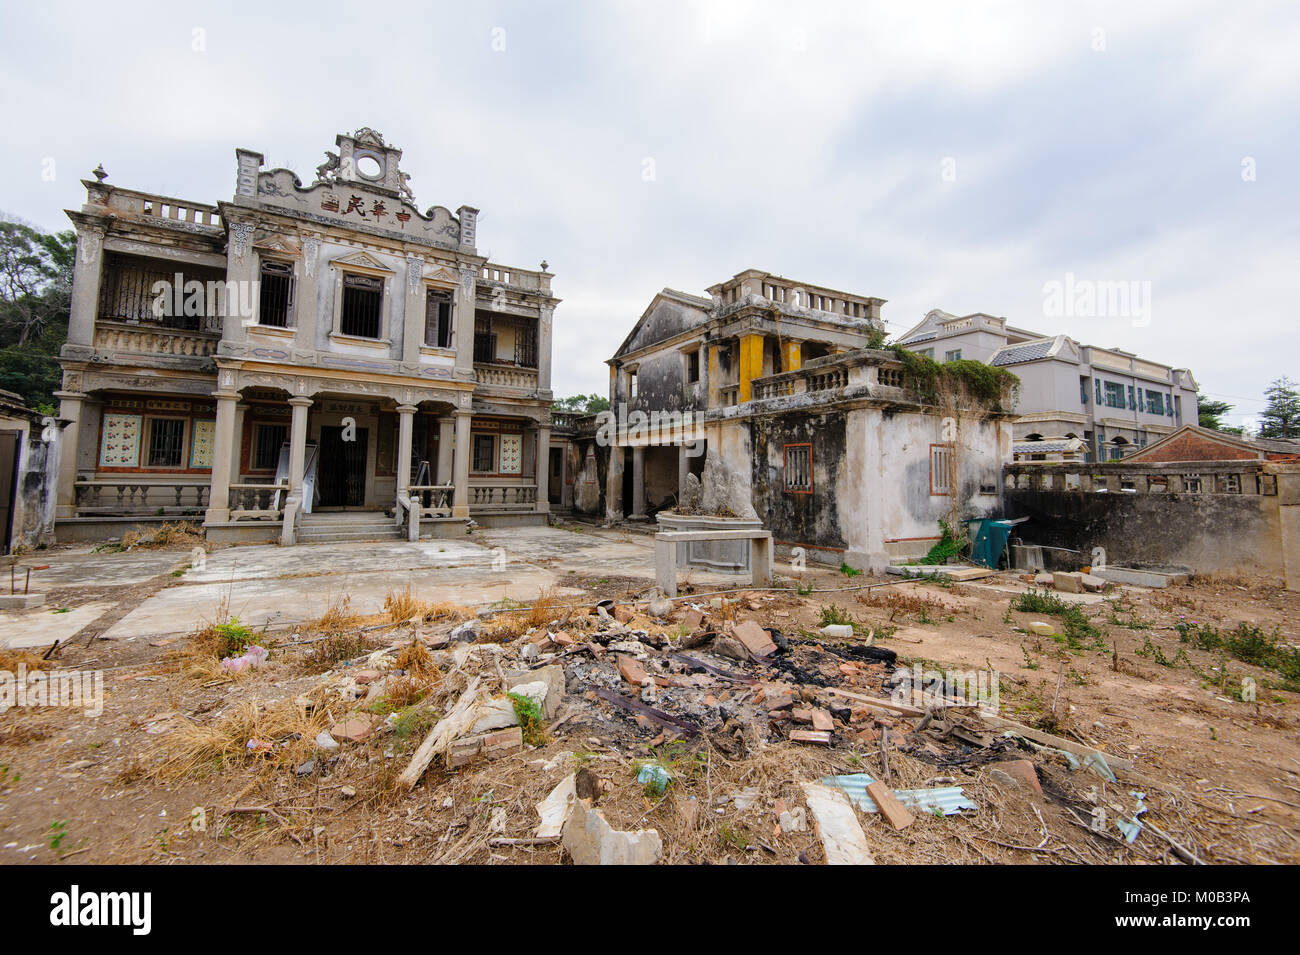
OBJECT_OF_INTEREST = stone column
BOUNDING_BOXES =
[67,227,105,348]
[605,445,624,521]
[53,390,86,519]
[535,422,551,513]
[229,402,246,489]
[678,444,690,500]
[396,404,416,495]
[452,410,472,517]
[437,416,454,484]
[537,306,554,395]
[630,445,646,519]
[287,396,313,498]
[204,391,241,524]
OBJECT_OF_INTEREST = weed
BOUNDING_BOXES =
[840,562,863,577]
[818,605,853,628]
[509,692,547,746]
[48,821,67,851]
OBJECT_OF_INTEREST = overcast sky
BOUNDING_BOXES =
[2,1,1295,428]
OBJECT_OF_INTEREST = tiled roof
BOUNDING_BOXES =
[991,338,1056,365]
[1013,440,1077,454]
[900,332,936,344]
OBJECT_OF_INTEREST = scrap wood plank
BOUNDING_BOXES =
[398,676,483,790]
[865,779,915,830]
[979,713,1134,773]
[822,686,926,717]
[668,653,758,684]
[593,688,701,737]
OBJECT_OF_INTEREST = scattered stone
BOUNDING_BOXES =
[1052,571,1084,594]
[294,759,315,776]
[315,731,340,751]
[617,654,650,687]
[647,596,674,618]
[682,608,705,631]
[733,619,777,657]
[536,774,578,839]
[712,636,749,661]
[340,786,356,799]
[330,716,375,743]
[1027,621,1056,637]
[1080,573,1107,593]
[449,621,480,642]
[575,767,606,803]
[811,708,834,732]
[562,800,663,865]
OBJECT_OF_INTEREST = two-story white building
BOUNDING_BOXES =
[56,127,559,544]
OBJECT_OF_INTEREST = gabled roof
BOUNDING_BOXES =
[1123,424,1300,463]
[609,288,712,361]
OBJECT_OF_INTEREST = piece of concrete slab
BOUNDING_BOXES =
[0,601,115,650]
[1053,571,1084,593]
[1092,567,1189,588]
[886,564,994,581]
[801,782,875,865]
[0,593,45,610]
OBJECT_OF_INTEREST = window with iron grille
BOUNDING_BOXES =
[258,260,294,327]
[784,444,812,492]
[340,273,383,338]
[472,433,496,473]
[253,423,287,471]
[147,418,186,468]
[515,321,538,368]
[944,349,962,362]
[474,314,496,363]
[686,350,700,383]
[1183,474,1203,493]
[424,289,454,349]
[930,443,954,495]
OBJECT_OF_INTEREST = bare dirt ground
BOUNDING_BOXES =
[2,543,1297,865]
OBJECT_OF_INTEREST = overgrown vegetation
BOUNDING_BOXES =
[887,344,1020,412]
[1176,620,1300,690]
[918,518,967,565]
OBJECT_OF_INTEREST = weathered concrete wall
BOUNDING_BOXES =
[750,410,848,552]
[868,410,1006,563]
[8,418,60,551]
[1004,489,1285,580]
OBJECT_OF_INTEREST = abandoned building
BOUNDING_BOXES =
[0,390,59,554]
[602,270,1013,571]
[55,127,560,544]
[896,310,1198,462]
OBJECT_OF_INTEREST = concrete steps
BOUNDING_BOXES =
[298,511,402,544]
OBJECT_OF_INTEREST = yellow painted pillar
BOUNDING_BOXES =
[707,345,721,408]
[738,333,764,403]
[782,341,802,373]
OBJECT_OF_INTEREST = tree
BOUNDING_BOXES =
[0,216,76,408]
[1258,377,1300,440]
[552,393,609,415]
[1197,392,1242,434]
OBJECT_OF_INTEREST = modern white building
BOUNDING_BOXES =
[897,310,1198,462]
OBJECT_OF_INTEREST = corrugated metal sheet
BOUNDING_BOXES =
[820,773,977,816]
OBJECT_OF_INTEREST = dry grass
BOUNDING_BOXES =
[380,674,434,709]
[0,649,51,672]
[382,586,470,625]
[394,639,440,681]
[855,589,951,621]
[149,690,331,780]
[122,521,206,550]
[302,596,369,636]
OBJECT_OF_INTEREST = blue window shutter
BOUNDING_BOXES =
[1095,380,1103,404]
[1128,385,1135,410]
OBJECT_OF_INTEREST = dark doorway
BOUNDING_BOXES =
[548,447,563,505]
[318,425,368,507]
[0,431,18,554]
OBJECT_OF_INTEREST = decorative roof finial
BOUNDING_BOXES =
[540,259,549,272]
[92,163,108,182]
